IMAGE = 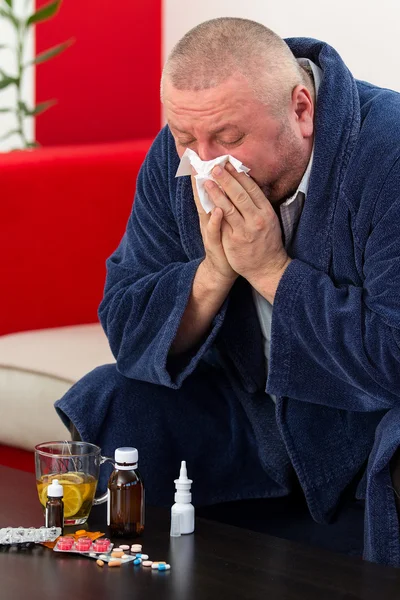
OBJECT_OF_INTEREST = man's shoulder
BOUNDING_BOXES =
[354,81,400,172]
[357,80,400,133]
[145,125,180,177]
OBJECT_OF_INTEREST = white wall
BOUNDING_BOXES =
[0,0,34,152]
[163,0,400,92]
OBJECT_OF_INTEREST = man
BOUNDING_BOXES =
[56,18,400,566]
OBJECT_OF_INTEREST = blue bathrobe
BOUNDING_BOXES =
[94,38,400,566]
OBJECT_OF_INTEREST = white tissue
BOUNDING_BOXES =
[175,148,250,213]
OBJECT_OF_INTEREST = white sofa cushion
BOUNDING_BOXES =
[0,323,115,451]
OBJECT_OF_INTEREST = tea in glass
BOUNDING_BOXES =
[35,441,110,525]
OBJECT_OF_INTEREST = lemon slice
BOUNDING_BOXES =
[62,484,83,518]
[40,474,84,518]
[54,472,85,485]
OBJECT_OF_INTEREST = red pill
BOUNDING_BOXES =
[93,539,110,552]
[76,538,92,551]
[57,538,74,550]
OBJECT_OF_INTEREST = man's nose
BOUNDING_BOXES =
[197,144,221,162]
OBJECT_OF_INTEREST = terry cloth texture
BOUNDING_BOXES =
[56,38,400,566]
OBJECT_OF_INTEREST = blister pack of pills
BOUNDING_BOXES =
[53,536,113,554]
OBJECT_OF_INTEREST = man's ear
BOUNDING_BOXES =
[292,85,314,138]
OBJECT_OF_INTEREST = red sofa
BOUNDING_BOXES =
[2,139,153,336]
[0,139,153,470]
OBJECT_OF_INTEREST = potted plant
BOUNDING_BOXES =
[0,0,72,149]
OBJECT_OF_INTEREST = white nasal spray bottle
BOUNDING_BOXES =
[171,460,194,535]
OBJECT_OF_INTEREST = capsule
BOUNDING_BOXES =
[108,560,122,567]
[152,563,171,571]
[133,558,142,565]
[134,553,149,560]
[96,559,105,567]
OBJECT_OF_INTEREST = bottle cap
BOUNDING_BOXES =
[115,447,138,465]
[174,461,193,503]
[47,479,63,498]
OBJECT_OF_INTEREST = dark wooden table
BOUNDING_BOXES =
[2,465,400,599]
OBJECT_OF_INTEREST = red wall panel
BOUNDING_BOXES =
[35,0,161,146]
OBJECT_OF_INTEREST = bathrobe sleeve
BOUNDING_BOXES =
[98,130,227,388]
[268,159,400,411]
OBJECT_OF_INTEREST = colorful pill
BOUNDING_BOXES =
[133,558,142,565]
[57,539,74,550]
[152,563,170,571]
[96,559,105,567]
[142,560,153,567]
[111,550,124,558]
[134,553,149,560]
[93,540,110,552]
[108,560,122,567]
[131,544,142,552]
[76,539,92,551]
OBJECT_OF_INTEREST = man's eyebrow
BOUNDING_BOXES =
[169,124,190,134]
[169,124,240,135]
[209,125,240,135]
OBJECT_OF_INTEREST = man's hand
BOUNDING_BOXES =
[191,175,238,285]
[204,163,291,303]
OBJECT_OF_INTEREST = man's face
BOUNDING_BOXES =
[163,73,313,205]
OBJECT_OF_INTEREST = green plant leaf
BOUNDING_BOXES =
[30,39,73,65]
[0,7,19,27]
[26,141,40,148]
[26,0,61,26]
[31,99,57,116]
[0,128,22,142]
[0,107,12,112]
[18,99,57,116]
[4,0,13,8]
[17,100,29,112]
[0,75,17,90]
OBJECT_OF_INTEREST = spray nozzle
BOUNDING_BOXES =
[174,460,193,503]
[174,461,192,486]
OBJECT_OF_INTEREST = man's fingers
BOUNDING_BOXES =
[207,207,223,243]
[205,180,241,230]
[191,176,209,220]
[217,163,266,210]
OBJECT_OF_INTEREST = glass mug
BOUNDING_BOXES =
[35,441,110,525]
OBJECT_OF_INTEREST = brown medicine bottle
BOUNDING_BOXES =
[45,479,64,533]
[107,447,145,537]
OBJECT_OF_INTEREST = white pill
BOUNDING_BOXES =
[142,560,153,567]
[121,555,131,560]
[119,545,130,550]
[131,544,142,552]
[99,554,109,560]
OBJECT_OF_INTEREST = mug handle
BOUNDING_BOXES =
[92,455,114,506]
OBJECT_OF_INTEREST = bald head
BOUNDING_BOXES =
[162,18,313,113]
